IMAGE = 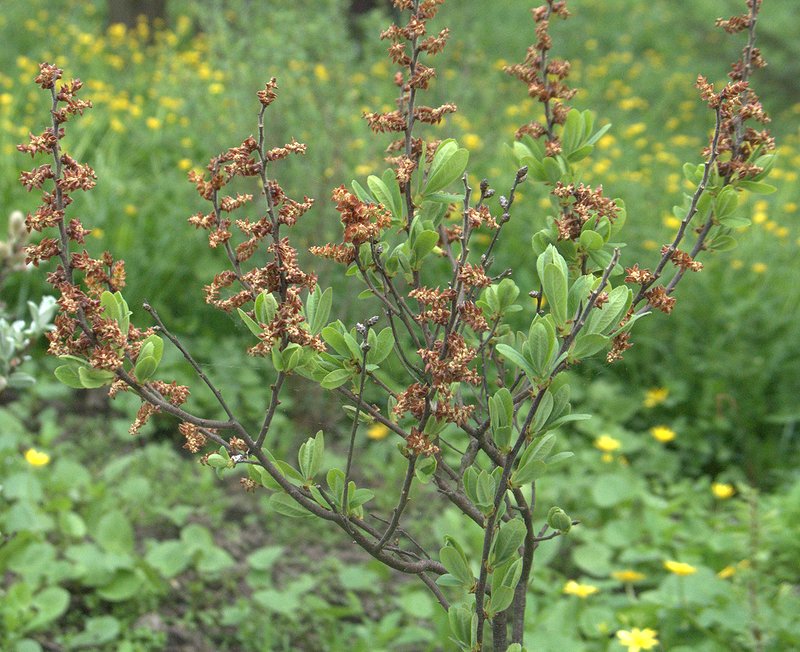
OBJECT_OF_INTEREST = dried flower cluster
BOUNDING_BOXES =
[551,181,619,241]
[505,0,574,143]
[364,0,456,189]
[17,63,190,434]
[190,79,323,355]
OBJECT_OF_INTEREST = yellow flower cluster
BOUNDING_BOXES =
[663,559,696,576]
[649,425,676,443]
[562,580,599,598]
[616,627,659,652]
[643,387,669,408]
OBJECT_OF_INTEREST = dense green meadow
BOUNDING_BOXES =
[1,0,799,650]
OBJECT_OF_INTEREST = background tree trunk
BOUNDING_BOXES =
[107,0,167,28]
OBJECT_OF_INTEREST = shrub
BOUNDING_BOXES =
[16,0,776,649]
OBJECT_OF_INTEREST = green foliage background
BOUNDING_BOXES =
[1,0,798,650]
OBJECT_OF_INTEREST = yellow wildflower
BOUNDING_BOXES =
[662,215,681,229]
[314,64,330,82]
[367,423,389,440]
[462,133,483,150]
[145,117,161,130]
[91,228,104,239]
[663,560,697,576]
[124,204,137,217]
[616,627,659,652]
[717,565,736,579]
[107,22,127,39]
[25,448,50,466]
[712,482,735,499]
[623,123,646,139]
[751,262,767,274]
[650,425,675,443]
[612,570,646,583]
[594,434,621,453]
[562,580,599,598]
[643,387,669,408]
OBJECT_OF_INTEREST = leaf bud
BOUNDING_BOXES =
[547,506,572,533]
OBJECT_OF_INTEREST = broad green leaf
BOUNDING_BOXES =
[255,291,278,324]
[368,174,397,219]
[308,287,332,335]
[543,263,568,328]
[736,180,776,194]
[237,308,261,336]
[440,546,474,587]
[491,518,527,567]
[54,364,84,389]
[496,343,536,380]
[268,493,313,518]
[77,366,116,389]
[133,355,157,382]
[425,146,469,195]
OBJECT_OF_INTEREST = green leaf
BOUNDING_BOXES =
[736,180,776,194]
[367,174,395,214]
[586,285,631,335]
[542,157,563,185]
[321,325,350,357]
[448,604,475,647]
[298,430,324,480]
[707,234,738,252]
[414,455,437,484]
[425,146,469,195]
[77,366,116,389]
[133,355,157,382]
[367,327,394,364]
[25,586,70,632]
[348,487,375,510]
[383,168,403,219]
[585,122,612,146]
[146,540,191,578]
[237,308,261,336]
[268,493,313,518]
[530,392,555,433]
[255,291,278,324]
[579,230,604,251]
[247,545,283,571]
[54,364,85,389]
[475,470,496,510]
[139,334,164,366]
[320,367,353,389]
[351,179,375,203]
[308,287,332,335]
[491,518,527,567]
[93,510,134,554]
[96,570,143,602]
[412,230,440,266]
[440,545,474,587]
[527,320,555,378]
[567,144,594,163]
[425,191,464,204]
[543,263,568,328]
[68,616,121,648]
[570,333,609,359]
[496,343,536,380]
[561,109,584,155]
[714,186,738,220]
